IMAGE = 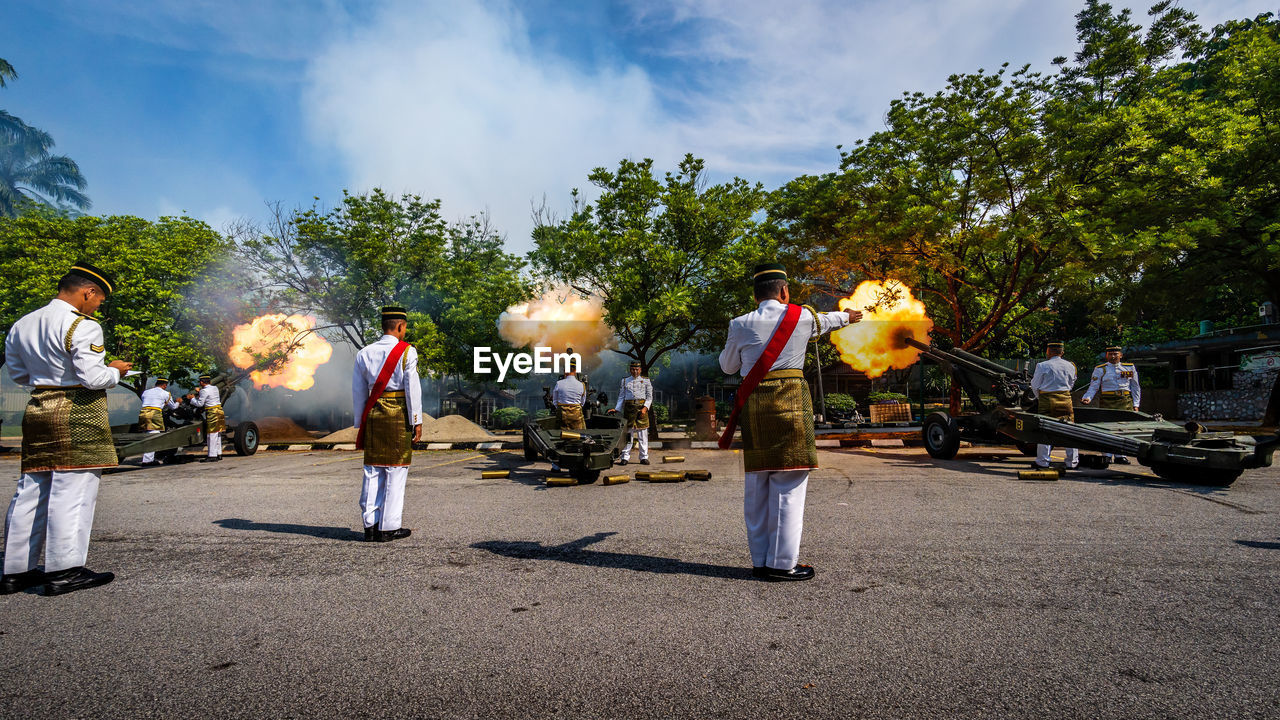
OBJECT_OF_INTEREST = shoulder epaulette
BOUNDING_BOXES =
[1095,363,1106,368]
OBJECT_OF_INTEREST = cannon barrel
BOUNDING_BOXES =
[904,336,1034,412]
[903,337,1012,381]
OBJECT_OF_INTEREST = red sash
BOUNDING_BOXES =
[355,340,410,450]
[719,304,803,449]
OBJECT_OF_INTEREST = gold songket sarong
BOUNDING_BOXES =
[22,386,118,472]
[741,369,817,473]
[139,406,165,431]
[1037,391,1074,422]
[363,391,412,467]
[557,403,586,430]
[623,399,649,430]
[1099,391,1133,411]
[203,404,226,433]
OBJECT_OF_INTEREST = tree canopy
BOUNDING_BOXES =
[530,154,770,373]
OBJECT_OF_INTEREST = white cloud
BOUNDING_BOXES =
[302,0,676,252]
[302,0,1279,251]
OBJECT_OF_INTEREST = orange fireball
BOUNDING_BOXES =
[831,280,933,378]
[229,314,333,391]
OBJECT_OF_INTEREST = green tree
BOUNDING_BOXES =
[0,58,15,87]
[0,210,235,395]
[238,190,531,417]
[530,154,769,373]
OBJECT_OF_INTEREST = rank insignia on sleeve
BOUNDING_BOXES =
[90,343,105,353]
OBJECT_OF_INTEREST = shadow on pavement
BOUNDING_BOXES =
[1235,538,1280,550]
[473,531,750,580]
[213,518,364,541]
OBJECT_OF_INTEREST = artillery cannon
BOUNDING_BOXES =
[111,369,261,463]
[905,337,1280,486]
[523,374,626,484]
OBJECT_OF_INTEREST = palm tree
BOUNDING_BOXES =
[0,118,90,217]
[0,57,16,87]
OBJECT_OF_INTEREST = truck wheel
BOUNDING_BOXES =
[922,412,961,460]
[233,421,260,456]
[1014,441,1038,457]
[574,468,600,485]
[1150,462,1241,487]
[523,430,538,461]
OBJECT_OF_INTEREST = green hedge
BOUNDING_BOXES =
[823,393,857,412]
[490,407,528,429]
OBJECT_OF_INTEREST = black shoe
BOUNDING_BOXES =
[42,567,114,596]
[763,564,815,582]
[379,528,411,542]
[1,569,47,595]
[751,566,768,579]
[640,458,650,465]
[619,459,628,466]
[199,456,222,463]
[1030,461,1052,470]
[364,525,379,541]
[140,460,161,467]
[1112,456,1131,465]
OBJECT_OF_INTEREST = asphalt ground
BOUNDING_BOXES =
[1,446,1278,719]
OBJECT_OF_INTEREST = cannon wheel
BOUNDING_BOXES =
[233,421,260,456]
[574,468,601,485]
[1014,441,1038,457]
[1149,461,1241,487]
[523,429,539,461]
[922,412,961,460]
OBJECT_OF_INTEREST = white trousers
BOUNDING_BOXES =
[141,429,162,463]
[744,470,809,570]
[360,465,407,530]
[4,470,101,574]
[207,431,222,458]
[1035,444,1079,467]
[619,428,649,461]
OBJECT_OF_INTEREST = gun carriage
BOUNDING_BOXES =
[521,375,626,485]
[906,337,1279,487]
[111,369,261,462]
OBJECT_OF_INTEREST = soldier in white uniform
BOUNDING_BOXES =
[352,306,423,542]
[2,261,130,596]
[550,364,586,473]
[1029,341,1079,470]
[186,374,224,462]
[1081,345,1142,463]
[609,360,653,465]
[138,377,178,466]
[719,263,861,582]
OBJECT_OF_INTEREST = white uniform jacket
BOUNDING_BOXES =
[1030,356,1076,396]
[4,299,120,389]
[1082,362,1142,407]
[719,299,849,377]
[614,375,653,412]
[352,335,424,428]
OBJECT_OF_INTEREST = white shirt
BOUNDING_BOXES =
[1030,356,1076,396]
[552,375,585,405]
[615,375,653,411]
[719,299,850,377]
[352,335,424,427]
[141,385,179,410]
[4,298,120,389]
[192,384,222,408]
[1083,362,1142,407]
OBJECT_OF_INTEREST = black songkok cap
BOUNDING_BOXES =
[198,373,212,382]
[752,263,787,285]
[381,305,408,322]
[154,377,170,385]
[629,360,642,368]
[1045,341,1064,350]
[1105,346,1122,353]
[68,261,116,295]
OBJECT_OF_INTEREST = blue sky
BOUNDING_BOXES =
[3,0,1275,253]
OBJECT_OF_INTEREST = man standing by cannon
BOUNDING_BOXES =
[353,306,423,542]
[718,263,861,582]
[1030,341,1079,470]
[138,377,179,466]
[187,373,224,462]
[610,360,652,466]
[1081,345,1142,464]
[549,350,585,473]
[2,261,130,596]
